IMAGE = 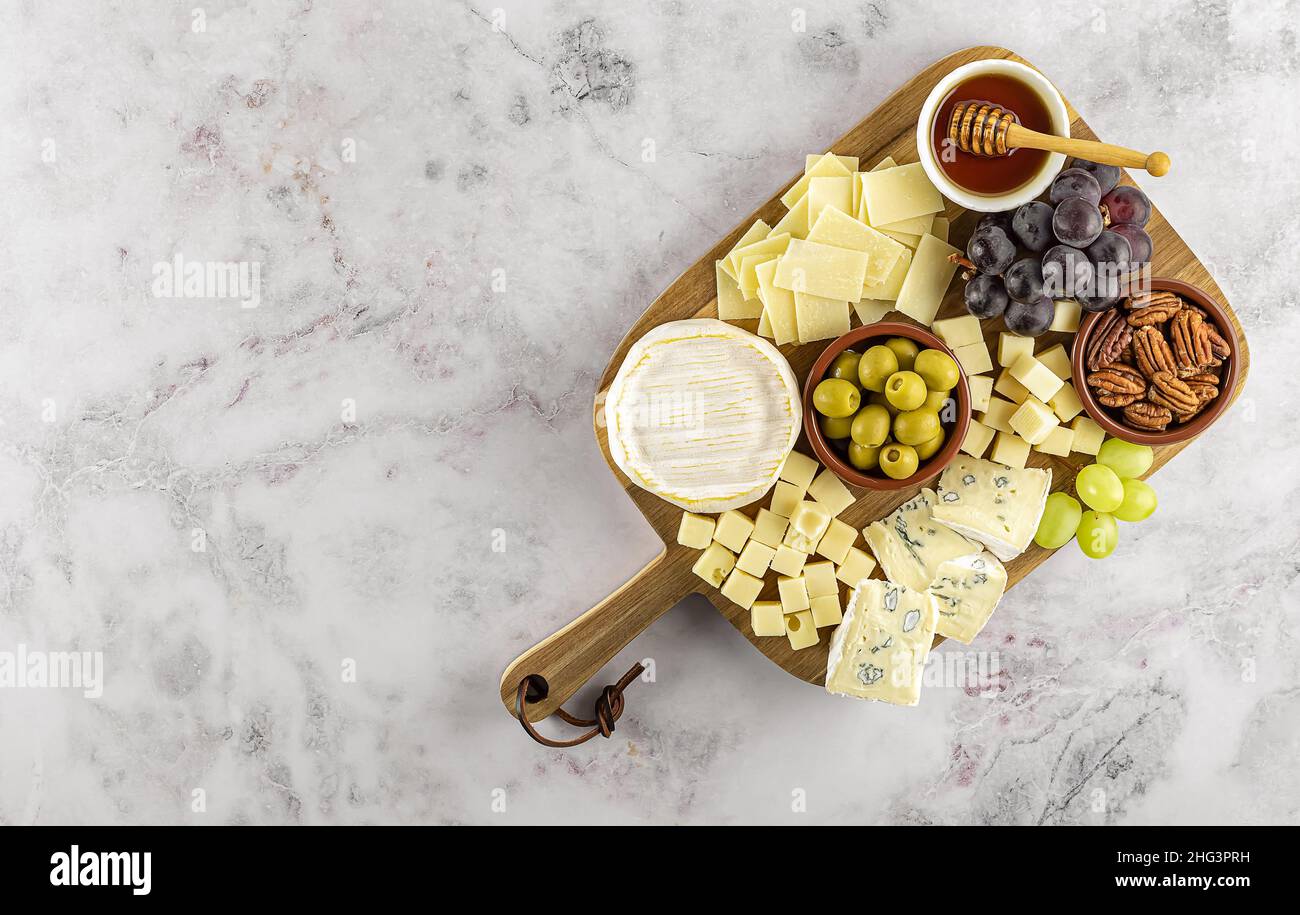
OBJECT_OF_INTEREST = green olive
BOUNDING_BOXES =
[884,371,927,411]
[820,413,854,440]
[848,442,881,471]
[915,427,946,460]
[828,350,862,385]
[893,408,941,446]
[850,404,892,448]
[915,349,960,392]
[812,378,861,418]
[884,337,920,373]
[879,443,919,480]
[868,391,900,417]
[923,389,951,414]
[857,345,899,393]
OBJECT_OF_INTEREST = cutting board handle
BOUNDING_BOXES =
[499,548,690,734]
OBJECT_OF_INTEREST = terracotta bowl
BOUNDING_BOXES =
[1071,277,1241,446]
[804,322,971,491]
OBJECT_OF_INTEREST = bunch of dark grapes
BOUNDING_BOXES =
[962,158,1154,336]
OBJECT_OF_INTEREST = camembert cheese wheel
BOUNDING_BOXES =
[606,319,801,513]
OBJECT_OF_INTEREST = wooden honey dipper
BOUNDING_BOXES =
[948,100,1171,176]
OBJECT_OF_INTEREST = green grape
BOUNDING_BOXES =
[1034,492,1082,549]
[1076,511,1118,559]
[1076,463,1124,513]
[1097,438,1154,479]
[1114,479,1158,522]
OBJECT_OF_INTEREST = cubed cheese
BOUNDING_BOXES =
[980,397,1019,434]
[770,481,805,517]
[692,543,736,587]
[1033,424,1075,456]
[1070,415,1106,455]
[932,314,984,348]
[836,546,877,588]
[713,509,754,552]
[815,517,858,564]
[953,339,994,376]
[736,541,776,577]
[928,551,1008,644]
[968,374,994,412]
[1050,298,1082,333]
[751,508,789,548]
[990,431,1031,469]
[778,575,810,613]
[721,568,764,610]
[750,600,785,637]
[770,544,808,577]
[1009,353,1065,403]
[803,560,838,598]
[779,451,820,489]
[785,609,819,650]
[807,468,855,516]
[960,419,996,458]
[677,512,716,549]
[994,367,1031,404]
[1049,383,1084,423]
[1008,396,1060,445]
[1036,343,1072,380]
[998,332,1035,368]
[810,593,843,628]
[784,500,833,553]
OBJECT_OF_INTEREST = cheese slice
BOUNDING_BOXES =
[755,259,798,346]
[930,457,1053,561]
[894,233,961,326]
[774,238,869,302]
[861,245,912,302]
[808,177,854,231]
[724,220,771,276]
[878,227,922,249]
[716,260,761,320]
[860,162,944,227]
[863,488,981,592]
[875,212,935,236]
[781,153,852,208]
[806,153,859,173]
[870,156,898,172]
[930,216,950,243]
[770,194,810,241]
[794,292,849,343]
[606,319,801,513]
[756,308,773,338]
[927,551,1007,644]
[806,207,907,286]
[853,298,892,326]
[826,579,938,706]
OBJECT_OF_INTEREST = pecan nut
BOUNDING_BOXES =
[1098,390,1143,408]
[1184,370,1220,385]
[1088,362,1146,395]
[1127,302,1182,327]
[1124,400,1172,430]
[1125,290,1182,312]
[1132,326,1177,378]
[1186,379,1219,404]
[1086,309,1134,372]
[1170,310,1213,374]
[1204,322,1233,359]
[1147,370,1200,414]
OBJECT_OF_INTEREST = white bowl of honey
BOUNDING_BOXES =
[916,59,1069,212]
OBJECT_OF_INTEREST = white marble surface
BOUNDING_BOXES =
[1,0,1297,825]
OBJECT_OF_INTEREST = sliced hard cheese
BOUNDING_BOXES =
[770,194,810,241]
[878,227,922,249]
[826,580,937,706]
[724,220,771,277]
[928,551,1008,644]
[870,156,898,172]
[794,292,850,343]
[853,298,892,326]
[774,238,869,302]
[806,153,859,173]
[806,207,907,286]
[808,176,854,231]
[860,246,912,302]
[756,308,773,338]
[716,260,761,320]
[875,212,935,236]
[781,153,852,209]
[860,162,943,227]
[739,253,777,301]
[863,488,981,592]
[894,233,961,326]
[930,216,950,243]
[931,457,1052,561]
[755,259,799,347]
[606,319,801,513]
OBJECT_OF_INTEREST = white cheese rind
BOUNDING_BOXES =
[826,579,938,706]
[930,457,1052,561]
[606,320,801,513]
[927,551,1007,644]
[862,488,981,592]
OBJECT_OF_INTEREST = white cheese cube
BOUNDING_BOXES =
[810,593,843,628]
[815,517,858,564]
[968,374,993,412]
[713,509,754,552]
[862,489,981,592]
[770,480,805,517]
[785,609,819,650]
[736,541,776,577]
[932,315,984,348]
[994,367,1031,404]
[803,560,839,599]
[1036,343,1072,380]
[1070,415,1106,455]
[931,458,1052,561]
[1049,383,1084,423]
[928,551,1008,644]
[1033,425,1075,457]
[677,512,716,549]
[778,575,810,613]
[952,339,994,376]
[980,397,1019,434]
[1050,298,1082,333]
[990,431,1030,469]
[826,580,937,705]
[784,500,833,553]
[770,544,808,578]
[778,451,820,489]
[960,419,996,458]
[836,546,877,588]
[751,508,789,549]
[692,543,736,587]
[1008,397,1060,445]
[1009,354,1064,403]
[721,568,764,610]
[750,601,785,637]
[807,467,855,516]
[998,332,1035,368]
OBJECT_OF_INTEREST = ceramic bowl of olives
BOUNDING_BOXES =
[803,322,971,491]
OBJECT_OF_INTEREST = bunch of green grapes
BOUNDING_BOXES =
[1034,438,1158,558]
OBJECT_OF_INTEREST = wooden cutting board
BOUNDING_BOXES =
[500,45,1250,724]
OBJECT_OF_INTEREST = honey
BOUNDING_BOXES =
[931,73,1053,196]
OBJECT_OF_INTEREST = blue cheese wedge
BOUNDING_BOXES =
[931,458,1052,561]
[927,551,1008,644]
[862,488,981,592]
[826,579,938,706]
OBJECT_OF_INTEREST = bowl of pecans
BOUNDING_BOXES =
[1072,278,1241,446]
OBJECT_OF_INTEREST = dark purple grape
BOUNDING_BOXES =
[1004,296,1055,337]
[1049,168,1102,206]
[1053,196,1103,247]
[1110,223,1152,266]
[1077,290,1122,313]
[1067,158,1121,195]
[966,226,1016,275]
[1041,244,1094,299]
[976,210,1016,235]
[1087,229,1133,288]
[964,273,1009,319]
[1003,258,1044,304]
[1011,201,1055,252]
[1101,185,1151,227]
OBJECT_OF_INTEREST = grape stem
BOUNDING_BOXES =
[947,253,978,280]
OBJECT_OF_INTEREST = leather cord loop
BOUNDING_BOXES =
[515,663,645,748]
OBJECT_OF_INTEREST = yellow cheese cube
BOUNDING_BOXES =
[853,298,892,326]
[1050,298,1082,333]
[713,509,754,552]
[980,397,1019,434]
[807,468,855,517]
[770,544,808,578]
[724,220,771,276]
[932,314,984,348]
[770,194,810,241]
[806,153,859,173]
[774,238,870,302]
[751,601,785,637]
[808,176,854,230]
[1009,353,1065,403]
[815,517,858,564]
[770,481,804,517]
[716,260,761,320]
[998,332,1035,368]
[1036,343,1072,380]
[751,508,789,549]
[784,500,833,553]
[803,560,838,598]
[968,374,993,412]
[778,575,810,613]
[794,292,850,343]
[779,450,820,489]
[1049,382,1084,422]
[721,568,764,610]
[736,541,776,577]
[810,593,843,628]
[990,431,1031,469]
[677,512,716,549]
[755,259,798,346]
[1033,425,1075,457]
[692,543,735,587]
[806,207,907,286]
[930,215,950,243]
[960,419,996,458]
[952,339,994,376]
[894,234,961,326]
[835,546,877,588]
[754,600,780,636]
[784,609,819,650]
[860,162,943,227]
[781,153,852,209]
[1070,416,1106,455]
[861,246,912,302]
[1008,397,1060,445]
[994,367,1031,404]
